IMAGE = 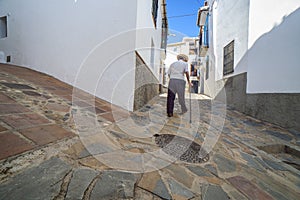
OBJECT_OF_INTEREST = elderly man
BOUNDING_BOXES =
[167,54,192,117]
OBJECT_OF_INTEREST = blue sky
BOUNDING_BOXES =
[166,0,204,43]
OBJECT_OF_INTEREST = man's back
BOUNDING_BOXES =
[168,60,188,80]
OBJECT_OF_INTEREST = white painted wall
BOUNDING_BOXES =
[165,50,177,73]
[212,0,250,81]
[167,42,189,55]
[204,0,300,95]
[202,0,249,97]
[136,0,163,79]
[248,0,300,48]
[202,0,218,97]
[0,0,145,110]
[247,0,300,93]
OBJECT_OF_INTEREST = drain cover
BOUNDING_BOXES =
[154,134,209,163]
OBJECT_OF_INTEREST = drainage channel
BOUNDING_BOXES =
[257,144,300,170]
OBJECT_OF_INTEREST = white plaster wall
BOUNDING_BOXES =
[213,0,250,81]
[203,0,249,97]
[167,42,189,56]
[165,50,177,72]
[200,0,218,98]
[135,0,163,79]
[0,0,138,110]
[204,0,300,95]
[247,0,300,93]
[248,0,300,48]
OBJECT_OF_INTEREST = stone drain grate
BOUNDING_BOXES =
[154,134,209,163]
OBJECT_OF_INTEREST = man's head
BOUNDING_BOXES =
[177,54,189,62]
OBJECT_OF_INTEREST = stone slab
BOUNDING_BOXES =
[0,104,32,115]
[262,158,288,171]
[90,171,139,200]
[163,164,195,189]
[0,93,16,104]
[187,166,213,177]
[45,102,70,113]
[84,106,107,115]
[202,184,230,200]
[19,124,74,145]
[66,168,99,200]
[240,152,265,172]
[0,113,50,129]
[204,164,218,176]
[0,131,35,160]
[264,130,293,141]
[99,111,129,122]
[213,154,236,173]
[227,176,274,200]
[0,157,71,200]
[257,181,289,200]
[168,179,195,199]
[0,124,7,132]
[153,179,172,200]
[138,171,171,200]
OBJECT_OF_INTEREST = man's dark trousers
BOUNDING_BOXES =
[167,79,187,115]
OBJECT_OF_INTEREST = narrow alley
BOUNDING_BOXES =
[0,64,299,199]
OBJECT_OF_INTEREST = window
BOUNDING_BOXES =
[0,16,8,39]
[152,0,158,28]
[223,40,234,76]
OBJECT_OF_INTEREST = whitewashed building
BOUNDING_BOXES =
[166,37,199,68]
[197,0,300,131]
[0,0,168,111]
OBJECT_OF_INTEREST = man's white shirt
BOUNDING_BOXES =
[167,60,189,80]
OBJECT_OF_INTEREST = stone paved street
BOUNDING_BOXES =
[0,64,300,200]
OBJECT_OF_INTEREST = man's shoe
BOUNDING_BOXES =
[179,110,188,115]
[167,113,173,117]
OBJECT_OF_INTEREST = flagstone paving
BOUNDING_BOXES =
[0,64,299,199]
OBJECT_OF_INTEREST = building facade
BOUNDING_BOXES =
[0,0,168,111]
[197,0,300,131]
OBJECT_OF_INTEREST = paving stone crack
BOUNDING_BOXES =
[53,169,73,200]
[135,186,167,200]
[82,173,102,200]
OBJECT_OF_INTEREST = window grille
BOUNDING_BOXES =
[0,16,7,38]
[223,40,234,75]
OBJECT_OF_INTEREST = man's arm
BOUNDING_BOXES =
[185,72,192,86]
[184,63,192,86]
[167,65,171,78]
